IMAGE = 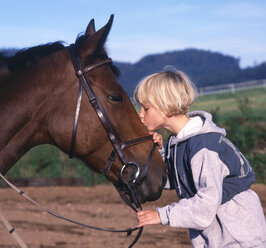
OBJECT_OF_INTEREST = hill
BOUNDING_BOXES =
[1,47,266,96]
[115,49,266,96]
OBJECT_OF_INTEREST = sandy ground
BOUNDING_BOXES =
[0,184,265,248]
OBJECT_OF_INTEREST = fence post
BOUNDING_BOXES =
[199,87,204,96]
[230,84,235,94]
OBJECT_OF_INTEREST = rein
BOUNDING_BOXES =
[0,44,157,248]
[0,173,139,245]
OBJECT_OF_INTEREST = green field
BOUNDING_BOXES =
[4,87,266,185]
[191,87,266,121]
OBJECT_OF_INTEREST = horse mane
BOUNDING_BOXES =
[0,52,8,67]
[1,33,120,77]
[6,42,65,72]
[0,52,7,61]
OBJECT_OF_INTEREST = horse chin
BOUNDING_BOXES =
[138,171,167,203]
[137,183,164,203]
[114,172,167,205]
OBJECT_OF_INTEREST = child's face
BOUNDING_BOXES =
[139,102,166,132]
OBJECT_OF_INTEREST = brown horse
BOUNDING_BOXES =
[0,15,166,204]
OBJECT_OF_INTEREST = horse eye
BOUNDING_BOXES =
[107,94,123,102]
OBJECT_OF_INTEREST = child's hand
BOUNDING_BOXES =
[137,210,161,227]
[149,132,163,149]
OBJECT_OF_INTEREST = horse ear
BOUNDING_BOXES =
[79,14,114,58]
[85,19,96,36]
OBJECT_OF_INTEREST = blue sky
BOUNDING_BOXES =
[1,0,265,68]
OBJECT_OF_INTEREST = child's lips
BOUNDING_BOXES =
[144,125,153,132]
[142,123,152,132]
[143,124,149,130]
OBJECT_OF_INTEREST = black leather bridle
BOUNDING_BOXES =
[67,44,157,247]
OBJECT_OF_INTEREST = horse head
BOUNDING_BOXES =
[0,15,167,204]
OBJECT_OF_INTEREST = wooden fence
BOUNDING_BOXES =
[198,79,266,96]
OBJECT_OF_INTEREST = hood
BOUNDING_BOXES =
[169,110,226,146]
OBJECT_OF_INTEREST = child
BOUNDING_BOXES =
[134,68,266,247]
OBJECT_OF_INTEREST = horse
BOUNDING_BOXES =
[0,15,167,208]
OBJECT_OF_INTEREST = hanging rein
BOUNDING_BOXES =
[0,44,158,248]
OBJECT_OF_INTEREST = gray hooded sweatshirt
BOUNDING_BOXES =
[157,111,266,247]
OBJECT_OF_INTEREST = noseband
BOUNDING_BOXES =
[67,44,157,210]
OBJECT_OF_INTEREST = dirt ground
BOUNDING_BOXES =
[0,184,265,248]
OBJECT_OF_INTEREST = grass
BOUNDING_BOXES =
[190,87,266,122]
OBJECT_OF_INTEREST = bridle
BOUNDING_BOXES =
[68,44,157,205]
[0,44,159,248]
[67,44,157,246]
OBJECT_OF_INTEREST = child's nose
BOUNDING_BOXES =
[139,107,144,122]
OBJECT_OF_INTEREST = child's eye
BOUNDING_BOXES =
[140,103,149,112]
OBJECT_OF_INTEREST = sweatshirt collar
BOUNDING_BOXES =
[169,110,226,146]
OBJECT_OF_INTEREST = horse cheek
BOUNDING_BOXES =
[47,107,74,153]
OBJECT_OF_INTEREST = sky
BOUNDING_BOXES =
[0,0,266,68]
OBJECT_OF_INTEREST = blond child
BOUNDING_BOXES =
[134,68,266,247]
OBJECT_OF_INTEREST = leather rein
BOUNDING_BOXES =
[67,44,158,246]
[0,45,158,248]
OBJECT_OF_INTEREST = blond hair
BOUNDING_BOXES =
[134,69,197,116]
